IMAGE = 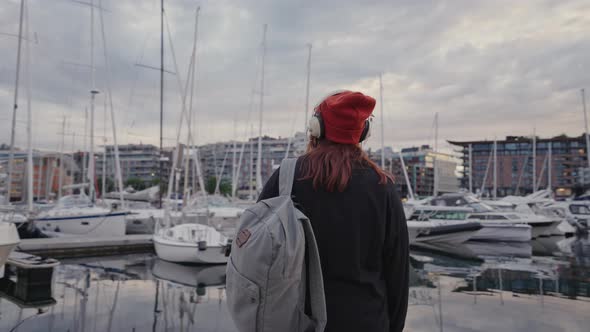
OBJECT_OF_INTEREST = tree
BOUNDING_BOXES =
[125,178,147,191]
[97,177,115,194]
[219,178,232,196]
[205,176,232,196]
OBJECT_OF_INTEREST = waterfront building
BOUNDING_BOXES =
[196,133,306,197]
[374,145,459,198]
[0,150,76,201]
[95,134,306,198]
[96,144,162,186]
[449,134,587,198]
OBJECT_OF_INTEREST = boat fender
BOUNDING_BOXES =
[198,241,207,251]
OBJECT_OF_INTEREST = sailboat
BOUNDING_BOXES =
[1,0,28,276]
[153,5,232,264]
[34,0,126,237]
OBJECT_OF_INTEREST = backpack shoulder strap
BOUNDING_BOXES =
[279,158,298,197]
[302,218,327,331]
[279,157,327,330]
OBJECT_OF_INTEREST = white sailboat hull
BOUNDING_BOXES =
[154,237,228,264]
[470,223,532,242]
[153,224,229,264]
[36,212,127,237]
[125,216,155,234]
[0,223,20,278]
[125,209,162,234]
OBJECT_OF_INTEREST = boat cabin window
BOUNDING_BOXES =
[431,197,468,207]
[468,202,494,213]
[410,210,468,221]
[486,215,508,220]
[570,204,590,215]
[56,194,93,209]
[468,214,487,220]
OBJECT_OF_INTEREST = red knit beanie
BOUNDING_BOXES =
[316,91,376,144]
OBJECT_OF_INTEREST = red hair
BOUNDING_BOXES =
[300,138,394,192]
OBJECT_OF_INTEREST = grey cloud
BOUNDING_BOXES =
[0,0,589,153]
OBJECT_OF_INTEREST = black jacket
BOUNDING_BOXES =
[258,158,409,332]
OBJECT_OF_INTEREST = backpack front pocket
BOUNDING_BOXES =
[226,258,260,332]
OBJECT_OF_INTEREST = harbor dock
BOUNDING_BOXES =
[15,235,154,258]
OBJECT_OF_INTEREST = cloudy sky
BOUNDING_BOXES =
[1,0,589,153]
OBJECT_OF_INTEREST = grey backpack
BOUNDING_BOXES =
[226,158,327,332]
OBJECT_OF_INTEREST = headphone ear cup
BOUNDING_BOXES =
[308,114,324,139]
[359,118,372,142]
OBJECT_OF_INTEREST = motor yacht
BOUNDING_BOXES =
[430,193,559,240]
[405,205,483,244]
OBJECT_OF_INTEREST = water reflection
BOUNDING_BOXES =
[407,236,590,331]
[152,261,228,332]
[0,255,236,332]
[0,236,588,331]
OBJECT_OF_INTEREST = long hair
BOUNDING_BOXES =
[300,138,394,192]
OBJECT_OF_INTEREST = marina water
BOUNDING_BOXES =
[0,235,588,332]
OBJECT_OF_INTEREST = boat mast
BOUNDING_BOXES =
[215,149,229,195]
[159,0,165,208]
[6,0,25,204]
[533,127,537,192]
[249,124,254,200]
[58,116,66,199]
[83,107,88,188]
[433,112,439,196]
[232,118,237,199]
[162,6,197,205]
[492,138,497,200]
[480,150,492,196]
[398,151,414,200]
[98,0,125,207]
[88,0,99,203]
[24,0,33,213]
[547,142,552,190]
[536,153,549,190]
[36,155,42,201]
[285,43,312,159]
[101,97,107,198]
[582,88,590,168]
[379,73,385,169]
[183,7,200,205]
[468,143,473,194]
[256,24,267,194]
[304,43,312,136]
[515,150,529,195]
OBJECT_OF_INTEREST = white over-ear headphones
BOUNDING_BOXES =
[308,91,373,143]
